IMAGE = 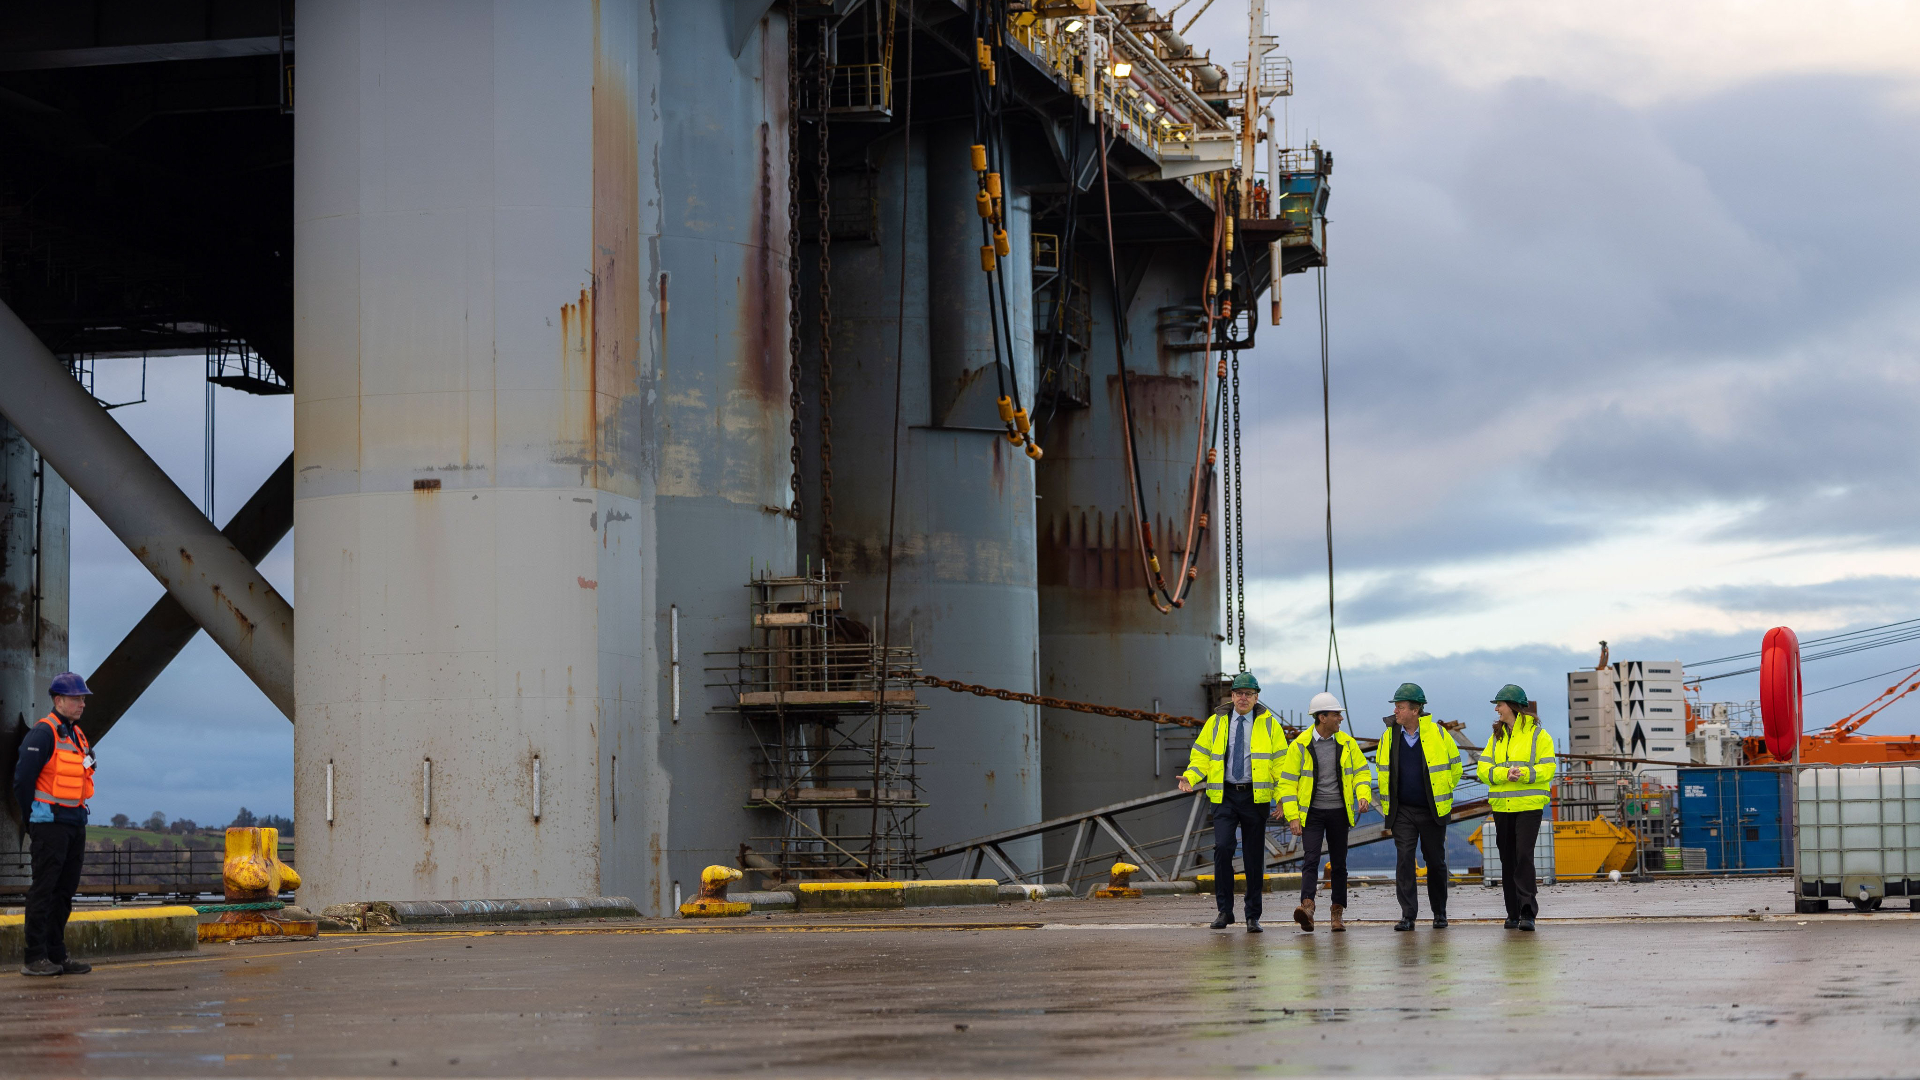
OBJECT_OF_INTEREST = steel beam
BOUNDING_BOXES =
[82,453,293,743]
[0,299,294,718]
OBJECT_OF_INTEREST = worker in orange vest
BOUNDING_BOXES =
[11,672,96,976]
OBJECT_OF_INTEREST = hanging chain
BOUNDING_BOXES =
[816,21,835,565]
[1231,350,1246,672]
[1219,362,1231,648]
[785,0,803,523]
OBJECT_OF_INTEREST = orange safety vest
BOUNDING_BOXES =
[32,714,93,809]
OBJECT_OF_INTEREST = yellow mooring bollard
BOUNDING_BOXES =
[679,865,751,918]
[198,827,319,943]
[1093,861,1143,899]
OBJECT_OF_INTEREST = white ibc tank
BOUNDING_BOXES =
[1481,818,1557,887]
[1797,765,1920,908]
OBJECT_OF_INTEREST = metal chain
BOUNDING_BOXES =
[816,21,835,565]
[919,676,1202,729]
[786,0,803,523]
[1232,350,1245,672]
[1218,354,1233,653]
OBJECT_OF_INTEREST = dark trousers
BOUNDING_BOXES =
[1494,809,1544,920]
[1391,803,1448,921]
[1211,785,1268,920]
[1299,806,1350,907]
[25,822,86,964]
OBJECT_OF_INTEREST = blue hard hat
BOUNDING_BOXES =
[1230,672,1260,692]
[49,672,92,697]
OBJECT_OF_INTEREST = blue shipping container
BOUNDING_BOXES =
[1677,768,1793,871]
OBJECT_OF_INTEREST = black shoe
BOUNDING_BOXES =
[1504,918,1518,930]
[1518,917,1535,932]
[59,959,91,975]
[20,959,60,977]
[1433,917,1448,929]
[1246,918,1263,934]
[1394,918,1415,931]
[1210,913,1232,930]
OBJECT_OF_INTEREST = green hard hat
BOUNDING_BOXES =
[1230,672,1260,692]
[1492,683,1529,707]
[1390,682,1427,705]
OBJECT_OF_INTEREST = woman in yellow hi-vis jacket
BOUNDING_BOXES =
[1179,672,1285,933]
[1477,683,1557,930]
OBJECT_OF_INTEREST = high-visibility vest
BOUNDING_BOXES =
[1375,716,1463,818]
[1182,706,1285,803]
[1476,714,1557,813]
[1277,728,1375,826]
[32,714,93,809]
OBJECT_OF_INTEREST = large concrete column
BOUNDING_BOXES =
[293,0,666,911]
[0,419,68,889]
[1039,248,1222,850]
[651,4,798,895]
[823,123,1042,859]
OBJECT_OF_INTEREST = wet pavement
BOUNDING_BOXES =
[4,880,1915,1078]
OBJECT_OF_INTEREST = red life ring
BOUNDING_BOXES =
[1760,626,1802,761]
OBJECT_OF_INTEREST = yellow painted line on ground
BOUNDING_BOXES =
[337,921,1046,937]
[123,932,455,968]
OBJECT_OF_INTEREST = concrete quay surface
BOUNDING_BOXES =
[3,879,1914,1078]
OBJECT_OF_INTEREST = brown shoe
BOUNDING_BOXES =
[1293,896,1315,931]
[1330,904,1346,932]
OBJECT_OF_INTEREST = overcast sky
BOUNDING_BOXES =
[68,2,1920,822]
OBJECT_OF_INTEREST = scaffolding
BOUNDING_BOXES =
[711,572,924,883]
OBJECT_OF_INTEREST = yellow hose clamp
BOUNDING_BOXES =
[988,59,996,86]
[1007,430,1024,445]
[976,190,994,218]
[980,245,997,272]
[970,144,988,172]
[985,172,1002,199]
[996,396,1015,423]
[1224,271,1233,291]
[1011,407,1030,434]
[1025,442,1044,461]
[976,38,991,70]
[1149,556,1162,575]
[994,229,1011,257]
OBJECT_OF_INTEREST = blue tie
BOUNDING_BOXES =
[1231,715,1248,783]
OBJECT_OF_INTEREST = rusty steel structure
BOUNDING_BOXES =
[0,0,1329,915]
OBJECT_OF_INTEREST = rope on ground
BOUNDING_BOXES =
[917,676,1203,728]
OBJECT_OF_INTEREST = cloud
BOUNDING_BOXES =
[1324,572,1488,628]
[1682,576,1920,621]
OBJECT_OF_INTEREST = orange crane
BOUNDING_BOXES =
[1743,664,1920,764]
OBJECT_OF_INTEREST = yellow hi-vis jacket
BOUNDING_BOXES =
[1375,716,1464,818]
[1277,728,1374,826]
[1476,713,1557,813]
[1182,706,1285,803]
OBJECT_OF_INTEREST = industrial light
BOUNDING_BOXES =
[1063,18,1083,32]
[1142,101,1157,114]
[1111,61,1133,78]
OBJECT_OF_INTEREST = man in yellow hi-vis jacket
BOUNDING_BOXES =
[1180,672,1285,932]
[1277,692,1373,932]
[1376,682,1464,931]
[1478,684,1557,930]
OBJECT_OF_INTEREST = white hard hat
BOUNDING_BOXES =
[1308,692,1344,715]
